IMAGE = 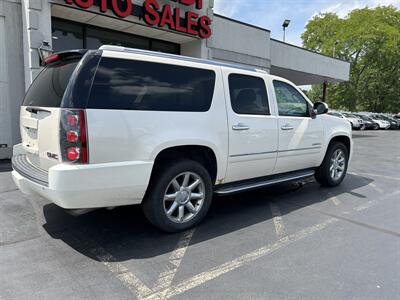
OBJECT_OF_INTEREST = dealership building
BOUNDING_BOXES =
[0,0,350,159]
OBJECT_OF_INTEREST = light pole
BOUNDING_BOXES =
[282,19,290,42]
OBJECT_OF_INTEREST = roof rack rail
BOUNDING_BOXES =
[99,45,264,73]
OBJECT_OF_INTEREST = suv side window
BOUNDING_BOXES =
[228,74,270,115]
[273,80,310,117]
[88,58,216,112]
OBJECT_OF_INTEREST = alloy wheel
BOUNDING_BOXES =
[163,172,205,223]
[330,149,346,181]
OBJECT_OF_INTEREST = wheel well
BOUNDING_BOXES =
[152,145,218,183]
[329,136,351,153]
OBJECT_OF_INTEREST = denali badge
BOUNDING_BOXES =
[47,152,59,160]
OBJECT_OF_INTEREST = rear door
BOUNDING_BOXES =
[271,80,324,174]
[20,56,80,170]
[223,70,278,183]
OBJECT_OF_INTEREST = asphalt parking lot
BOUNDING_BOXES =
[1,130,399,300]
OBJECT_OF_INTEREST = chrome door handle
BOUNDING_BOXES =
[281,124,294,131]
[232,123,250,131]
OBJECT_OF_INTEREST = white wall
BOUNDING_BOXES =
[0,0,25,159]
[21,0,52,89]
[208,15,271,70]
[270,39,350,84]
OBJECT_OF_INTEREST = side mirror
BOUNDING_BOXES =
[313,101,329,115]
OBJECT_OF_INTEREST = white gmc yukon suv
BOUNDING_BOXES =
[12,46,352,232]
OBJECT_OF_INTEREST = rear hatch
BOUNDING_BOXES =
[20,50,88,171]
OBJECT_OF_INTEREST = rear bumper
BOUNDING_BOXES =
[12,158,153,209]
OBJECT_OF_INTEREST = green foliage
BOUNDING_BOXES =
[302,6,400,113]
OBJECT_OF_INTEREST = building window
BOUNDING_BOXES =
[52,19,84,52]
[51,18,180,55]
[85,26,149,50]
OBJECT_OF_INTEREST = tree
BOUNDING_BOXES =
[302,6,400,113]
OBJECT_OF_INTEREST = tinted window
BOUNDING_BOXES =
[88,58,216,111]
[273,81,309,117]
[23,59,79,107]
[228,74,269,115]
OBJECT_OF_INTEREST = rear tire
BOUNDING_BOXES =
[315,142,348,187]
[142,159,213,232]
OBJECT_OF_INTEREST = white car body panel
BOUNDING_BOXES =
[319,115,353,164]
[370,118,390,129]
[222,67,278,183]
[12,47,353,210]
[20,106,61,170]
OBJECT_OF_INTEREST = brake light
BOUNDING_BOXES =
[60,109,88,163]
[66,147,80,161]
[66,113,78,126]
[66,130,78,142]
[44,54,59,64]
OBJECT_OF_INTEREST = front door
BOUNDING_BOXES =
[271,80,324,174]
[223,70,278,183]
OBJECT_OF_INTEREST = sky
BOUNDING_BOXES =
[214,0,400,47]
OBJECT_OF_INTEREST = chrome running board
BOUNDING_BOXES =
[214,169,315,195]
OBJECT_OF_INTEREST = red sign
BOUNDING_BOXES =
[65,0,212,38]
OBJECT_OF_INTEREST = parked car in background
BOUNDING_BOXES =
[370,115,397,129]
[353,114,379,130]
[347,113,366,130]
[389,115,400,128]
[327,112,356,128]
[378,115,400,129]
[368,115,391,129]
[341,113,363,130]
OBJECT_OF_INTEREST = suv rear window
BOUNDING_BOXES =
[23,59,79,107]
[87,58,216,112]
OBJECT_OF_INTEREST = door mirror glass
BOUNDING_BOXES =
[313,101,329,115]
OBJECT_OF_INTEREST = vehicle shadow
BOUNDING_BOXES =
[43,173,372,261]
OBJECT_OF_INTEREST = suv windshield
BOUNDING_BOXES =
[23,59,79,107]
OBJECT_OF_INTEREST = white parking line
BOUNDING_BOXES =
[350,171,385,194]
[146,217,338,300]
[353,200,379,212]
[90,190,390,300]
[270,202,286,239]
[327,192,341,206]
[368,182,384,194]
[153,228,196,292]
[90,246,153,300]
[88,229,195,300]
[349,172,400,181]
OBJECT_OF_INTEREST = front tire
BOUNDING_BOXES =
[142,159,213,232]
[315,142,349,187]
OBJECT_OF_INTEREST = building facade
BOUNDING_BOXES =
[0,0,350,159]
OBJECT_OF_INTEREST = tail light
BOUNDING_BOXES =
[60,109,88,163]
